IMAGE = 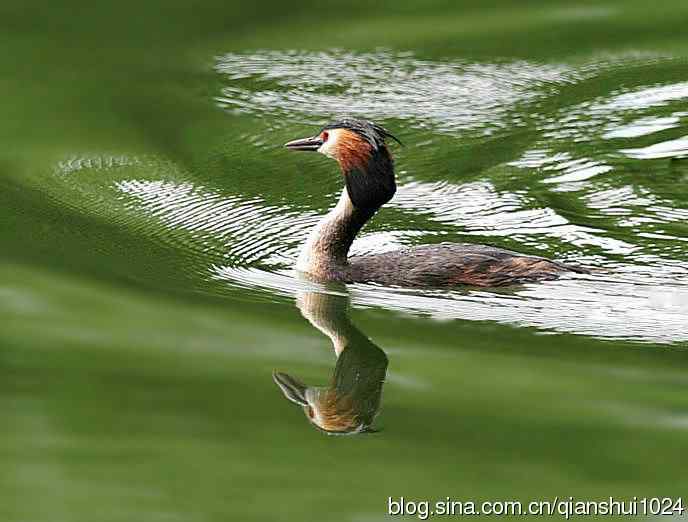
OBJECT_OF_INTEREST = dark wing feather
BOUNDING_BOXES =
[348,243,587,287]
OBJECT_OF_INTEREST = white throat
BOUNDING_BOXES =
[297,188,355,275]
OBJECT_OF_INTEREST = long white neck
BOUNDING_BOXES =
[297,188,371,277]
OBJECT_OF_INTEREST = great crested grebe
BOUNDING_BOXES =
[285,119,587,287]
[273,289,387,435]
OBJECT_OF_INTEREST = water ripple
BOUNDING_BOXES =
[215,49,581,136]
[114,177,688,343]
[621,135,688,160]
[48,50,688,345]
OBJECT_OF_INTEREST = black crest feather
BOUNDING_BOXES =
[321,118,402,150]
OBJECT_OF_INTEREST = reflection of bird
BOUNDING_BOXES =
[286,119,587,287]
[273,289,388,435]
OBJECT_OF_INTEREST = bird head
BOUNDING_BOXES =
[272,370,382,435]
[285,119,402,213]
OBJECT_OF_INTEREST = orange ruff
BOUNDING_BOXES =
[334,129,374,172]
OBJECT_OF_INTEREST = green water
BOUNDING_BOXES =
[2,1,688,520]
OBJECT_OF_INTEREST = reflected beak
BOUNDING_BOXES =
[284,135,323,151]
[273,371,309,406]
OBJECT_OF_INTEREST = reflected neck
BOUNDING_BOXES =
[296,290,381,357]
[297,188,375,278]
[296,290,356,356]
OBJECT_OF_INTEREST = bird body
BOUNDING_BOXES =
[286,119,586,287]
[348,242,586,287]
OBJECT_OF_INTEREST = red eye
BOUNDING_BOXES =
[321,131,329,142]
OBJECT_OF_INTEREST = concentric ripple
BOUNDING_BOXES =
[51,49,688,344]
[109,175,688,344]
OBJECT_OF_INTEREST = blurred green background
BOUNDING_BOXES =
[2,1,688,520]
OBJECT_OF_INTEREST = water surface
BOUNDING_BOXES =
[2,1,688,521]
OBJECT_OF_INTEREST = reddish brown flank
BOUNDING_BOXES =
[446,256,563,286]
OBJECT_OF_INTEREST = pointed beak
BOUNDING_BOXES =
[284,135,323,152]
[273,371,309,406]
